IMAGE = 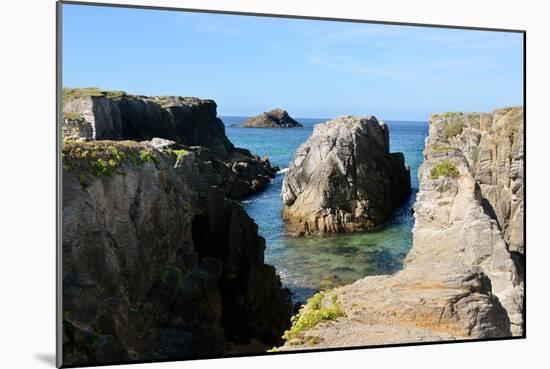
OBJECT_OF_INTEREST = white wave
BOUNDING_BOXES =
[277,167,289,174]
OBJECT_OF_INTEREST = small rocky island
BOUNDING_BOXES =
[242,108,303,128]
[277,107,524,350]
[281,115,411,235]
[61,88,292,365]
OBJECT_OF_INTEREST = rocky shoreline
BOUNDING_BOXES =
[278,107,524,350]
[62,90,524,362]
[61,89,291,365]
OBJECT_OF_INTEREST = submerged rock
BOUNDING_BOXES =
[277,107,524,351]
[62,88,277,199]
[242,109,303,128]
[281,115,411,235]
[61,141,292,365]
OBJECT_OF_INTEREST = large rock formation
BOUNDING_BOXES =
[62,88,277,199]
[62,141,292,366]
[278,107,524,351]
[281,116,411,235]
[242,109,303,128]
[428,108,524,254]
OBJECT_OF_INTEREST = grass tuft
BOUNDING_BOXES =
[444,121,464,138]
[139,149,158,164]
[429,160,460,179]
[283,291,345,344]
[431,144,456,153]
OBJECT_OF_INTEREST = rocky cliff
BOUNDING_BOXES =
[62,88,277,199]
[428,108,524,254]
[278,107,524,351]
[281,116,411,235]
[62,140,292,365]
[242,109,303,128]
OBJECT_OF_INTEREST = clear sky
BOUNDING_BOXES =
[62,4,524,120]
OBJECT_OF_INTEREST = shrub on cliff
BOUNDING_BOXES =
[429,160,460,179]
[445,120,464,138]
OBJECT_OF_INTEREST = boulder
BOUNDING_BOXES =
[242,109,303,128]
[281,115,411,235]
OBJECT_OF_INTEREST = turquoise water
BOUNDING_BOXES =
[223,116,428,304]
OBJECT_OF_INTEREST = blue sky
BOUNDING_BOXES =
[62,4,523,120]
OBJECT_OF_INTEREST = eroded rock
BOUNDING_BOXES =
[62,89,278,199]
[281,115,411,235]
[61,141,291,365]
[278,107,524,351]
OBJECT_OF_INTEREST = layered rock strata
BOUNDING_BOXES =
[278,108,524,350]
[428,108,524,254]
[62,88,277,198]
[281,116,411,235]
[242,109,303,128]
[62,141,292,365]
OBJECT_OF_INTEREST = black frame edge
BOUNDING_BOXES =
[55,1,527,368]
[56,1,64,367]
[59,0,526,33]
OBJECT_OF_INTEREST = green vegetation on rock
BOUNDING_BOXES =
[429,160,460,179]
[169,149,189,167]
[62,87,103,103]
[445,121,464,138]
[63,111,84,121]
[62,141,161,184]
[283,291,345,345]
[139,149,158,164]
[62,87,140,103]
[431,144,456,153]
[431,112,461,122]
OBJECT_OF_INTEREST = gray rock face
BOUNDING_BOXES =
[242,109,303,128]
[62,90,277,199]
[62,141,292,365]
[428,108,524,254]
[278,107,524,351]
[281,116,411,235]
[63,94,233,156]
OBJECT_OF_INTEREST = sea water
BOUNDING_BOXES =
[224,116,428,304]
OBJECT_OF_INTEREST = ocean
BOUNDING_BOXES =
[223,116,429,304]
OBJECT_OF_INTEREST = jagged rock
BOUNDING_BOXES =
[281,115,411,235]
[428,107,524,254]
[242,109,303,128]
[62,89,278,199]
[278,107,524,351]
[61,141,291,365]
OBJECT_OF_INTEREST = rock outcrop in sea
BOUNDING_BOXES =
[281,116,411,235]
[242,109,303,128]
[278,107,524,350]
[61,89,292,365]
[62,88,277,199]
